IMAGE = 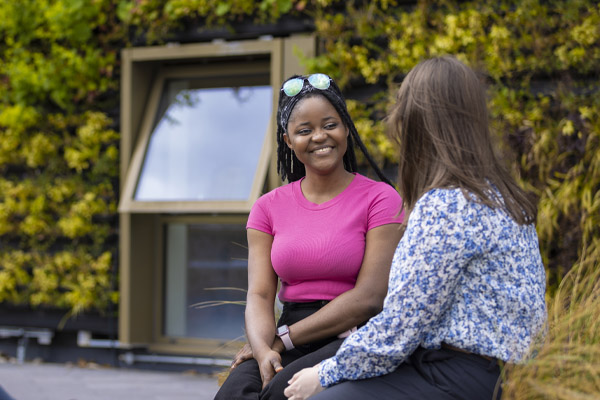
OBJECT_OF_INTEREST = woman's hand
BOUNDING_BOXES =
[256,349,284,388]
[231,334,286,369]
[284,366,324,399]
[231,343,254,369]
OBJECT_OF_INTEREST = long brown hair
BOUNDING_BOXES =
[388,56,537,225]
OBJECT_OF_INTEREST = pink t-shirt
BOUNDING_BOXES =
[247,173,404,302]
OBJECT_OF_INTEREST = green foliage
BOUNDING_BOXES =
[0,0,123,314]
[117,0,297,42]
[0,0,119,110]
[0,249,116,313]
[1,6,598,391]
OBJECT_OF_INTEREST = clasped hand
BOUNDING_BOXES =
[230,344,323,397]
[257,349,284,388]
[230,343,254,369]
[231,344,283,389]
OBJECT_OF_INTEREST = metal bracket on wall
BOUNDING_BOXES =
[77,330,125,349]
[0,326,54,364]
[120,352,231,367]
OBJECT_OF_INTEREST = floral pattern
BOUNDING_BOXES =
[318,188,547,387]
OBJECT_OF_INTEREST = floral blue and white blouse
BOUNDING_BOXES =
[318,188,547,387]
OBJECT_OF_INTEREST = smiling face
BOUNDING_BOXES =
[283,94,349,177]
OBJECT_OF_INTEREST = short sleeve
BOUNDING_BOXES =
[246,194,273,235]
[367,183,404,230]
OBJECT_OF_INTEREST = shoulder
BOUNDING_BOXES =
[248,182,296,232]
[249,184,292,223]
[410,188,479,229]
[411,187,513,239]
[351,174,404,224]
[352,173,401,200]
[414,187,475,213]
[253,181,295,207]
[402,189,484,255]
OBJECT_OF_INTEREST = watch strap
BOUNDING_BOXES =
[277,324,294,351]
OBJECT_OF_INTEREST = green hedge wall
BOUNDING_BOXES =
[1,0,598,317]
[0,0,122,314]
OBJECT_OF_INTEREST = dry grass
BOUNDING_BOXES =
[502,239,600,399]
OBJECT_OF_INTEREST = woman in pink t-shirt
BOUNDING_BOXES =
[214,74,403,400]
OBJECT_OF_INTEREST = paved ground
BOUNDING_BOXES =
[0,361,221,400]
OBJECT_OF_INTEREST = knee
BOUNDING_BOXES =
[260,374,290,400]
[214,360,262,400]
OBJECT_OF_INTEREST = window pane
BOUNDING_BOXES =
[135,82,272,201]
[164,223,248,341]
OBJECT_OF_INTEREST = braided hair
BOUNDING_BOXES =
[276,74,393,186]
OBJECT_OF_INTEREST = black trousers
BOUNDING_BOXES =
[0,386,14,400]
[214,301,345,400]
[311,346,502,400]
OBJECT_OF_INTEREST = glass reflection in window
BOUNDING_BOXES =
[135,82,272,201]
[164,223,248,340]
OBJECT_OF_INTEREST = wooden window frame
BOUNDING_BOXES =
[118,35,315,357]
[151,214,249,356]
[119,49,279,214]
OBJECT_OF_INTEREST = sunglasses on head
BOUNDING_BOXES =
[281,73,332,97]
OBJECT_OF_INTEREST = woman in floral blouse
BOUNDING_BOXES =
[284,56,547,399]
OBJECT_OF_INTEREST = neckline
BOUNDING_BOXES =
[293,173,360,210]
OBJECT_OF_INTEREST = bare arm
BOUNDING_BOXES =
[283,223,402,347]
[244,228,283,387]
